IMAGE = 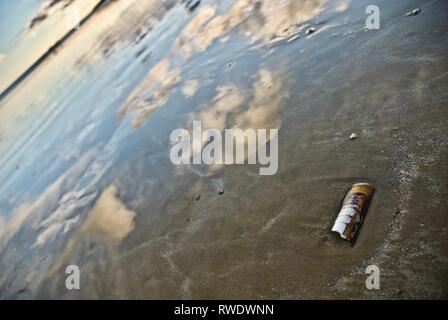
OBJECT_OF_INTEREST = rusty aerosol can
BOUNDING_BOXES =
[332,183,375,243]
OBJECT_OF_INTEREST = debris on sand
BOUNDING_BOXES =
[332,183,375,243]
[183,0,201,12]
[135,46,147,58]
[211,179,225,195]
[405,8,421,17]
[306,27,316,35]
[349,133,358,140]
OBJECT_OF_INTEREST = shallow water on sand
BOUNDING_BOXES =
[0,0,447,299]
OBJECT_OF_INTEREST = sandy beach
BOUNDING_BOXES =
[0,0,447,299]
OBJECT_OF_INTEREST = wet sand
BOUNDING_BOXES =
[0,0,447,299]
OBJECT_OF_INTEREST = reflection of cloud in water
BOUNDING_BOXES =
[198,68,285,132]
[234,68,284,130]
[198,84,246,131]
[174,4,218,59]
[80,185,135,244]
[181,79,199,98]
[179,68,286,177]
[333,0,351,13]
[74,0,177,69]
[174,0,325,59]
[247,0,325,42]
[33,186,99,248]
[118,0,325,129]
[40,185,135,288]
[0,149,97,249]
[119,58,181,128]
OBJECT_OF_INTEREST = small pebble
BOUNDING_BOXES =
[306,27,316,35]
[349,133,358,140]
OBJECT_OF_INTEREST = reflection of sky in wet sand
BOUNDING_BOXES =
[82,185,135,242]
[0,0,356,298]
[119,0,333,127]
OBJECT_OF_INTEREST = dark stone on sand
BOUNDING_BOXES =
[184,0,201,12]
[405,8,421,17]
[306,27,316,35]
